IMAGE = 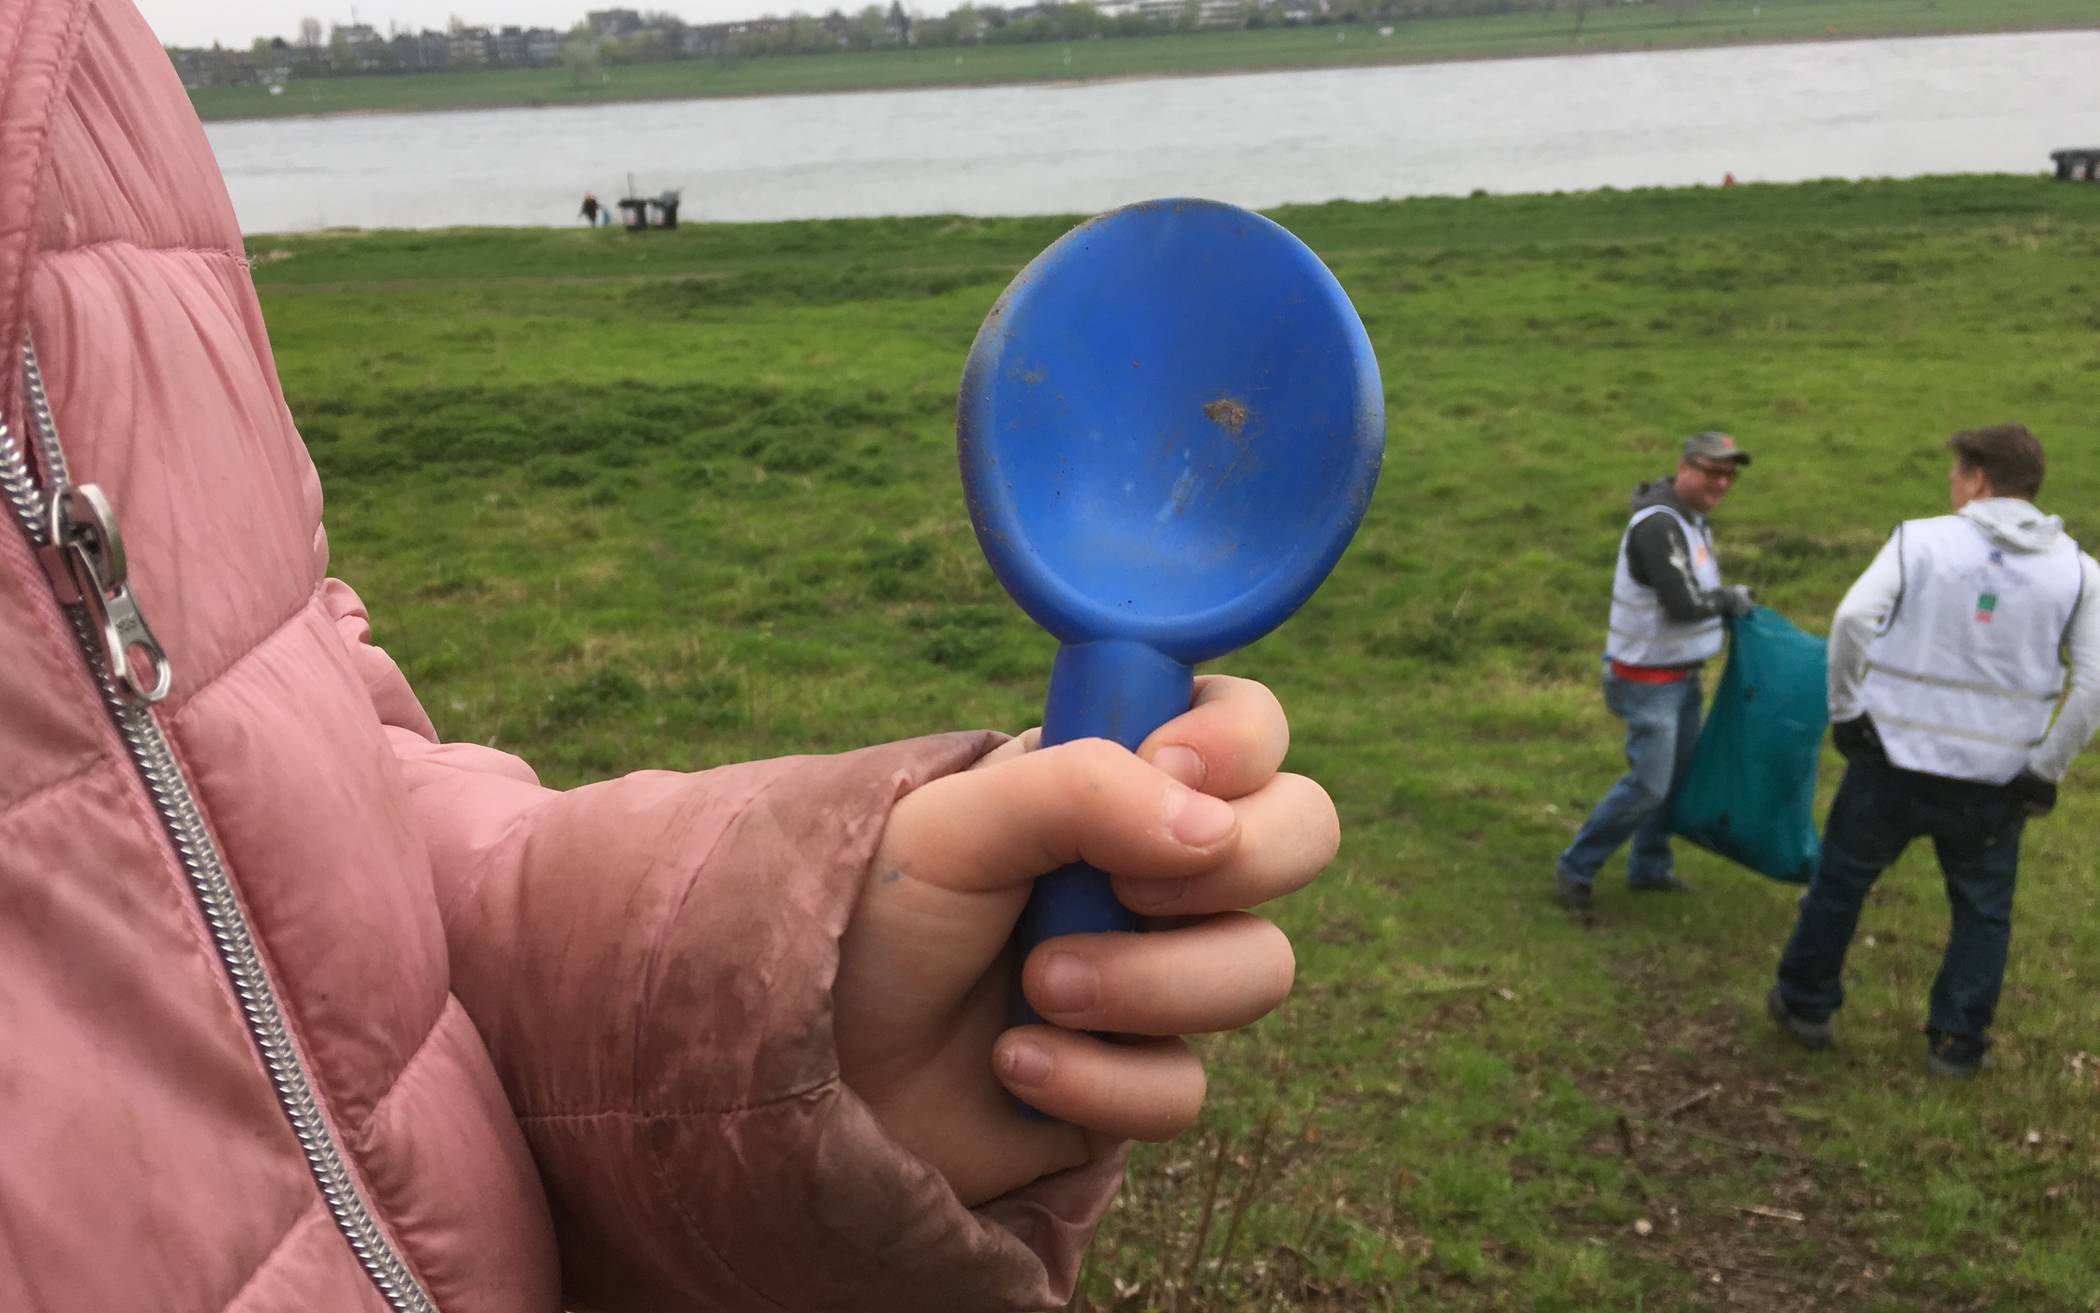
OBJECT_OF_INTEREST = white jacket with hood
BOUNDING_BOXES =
[1830,498,2100,784]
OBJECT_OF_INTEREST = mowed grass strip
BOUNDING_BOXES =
[190,0,2100,121]
[257,174,2100,1311]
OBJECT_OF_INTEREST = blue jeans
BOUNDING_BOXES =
[1774,759,2023,1062]
[1558,669,1703,885]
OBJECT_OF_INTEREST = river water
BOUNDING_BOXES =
[205,30,2099,233]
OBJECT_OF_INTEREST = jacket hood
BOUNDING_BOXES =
[1960,498,2064,554]
[1632,474,1698,519]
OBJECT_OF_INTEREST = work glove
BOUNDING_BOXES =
[1716,584,1755,619]
[2006,769,2057,818]
[1831,714,1885,765]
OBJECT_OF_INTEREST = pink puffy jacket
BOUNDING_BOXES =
[0,2,1121,1310]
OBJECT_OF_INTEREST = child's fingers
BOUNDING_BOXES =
[1020,911,1294,1036]
[876,738,1238,896]
[969,727,1041,770]
[974,675,1289,800]
[1111,772,1337,916]
[991,1028,1204,1142]
[1136,675,1289,799]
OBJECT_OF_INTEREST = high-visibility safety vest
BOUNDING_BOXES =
[1862,516,2086,784]
[1606,504,1724,668]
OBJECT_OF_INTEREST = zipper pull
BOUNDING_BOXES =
[46,483,171,704]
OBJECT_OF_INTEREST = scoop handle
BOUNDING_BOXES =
[1013,639,1194,1023]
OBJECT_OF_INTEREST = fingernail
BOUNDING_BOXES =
[999,1038,1051,1087]
[1152,745,1206,789]
[1125,876,1189,911]
[1166,786,1236,847]
[1038,952,1098,1012]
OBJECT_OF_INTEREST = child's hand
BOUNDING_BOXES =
[834,676,1337,1206]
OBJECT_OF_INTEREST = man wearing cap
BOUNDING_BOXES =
[1555,432,1756,912]
[1766,424,2100,1077]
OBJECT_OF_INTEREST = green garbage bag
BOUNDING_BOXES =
[1670,605,1828,883]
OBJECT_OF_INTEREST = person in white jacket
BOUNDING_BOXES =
[1766,424,2100,1077]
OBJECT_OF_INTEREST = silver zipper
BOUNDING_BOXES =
[3,338,436,1313]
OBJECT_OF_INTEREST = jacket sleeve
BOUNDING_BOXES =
[1826,529,1904,724]
[323,580,1126,1313]
[2029,551,2100,783]
[1624,513,1725,622]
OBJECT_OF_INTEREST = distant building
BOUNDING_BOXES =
[448,26,490,64]
[1094,0,1245,24]
[684,22,738,56]
[476,26,565,66]
[259,35,294,81]
[329,22,385,70]
[390,30,451,69]
[490,25,529,64]
[168,46,262,89]
[586,8,646,38]
[526,28,566,64]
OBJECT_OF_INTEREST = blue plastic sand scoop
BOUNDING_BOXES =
[957,198,1385,972]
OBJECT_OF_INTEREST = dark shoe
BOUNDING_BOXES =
[1927,1051,1990,1079]
[1927,1033,1992,1079]
[1554,870,1593,912]
[1629,873,1695,893]
[1766,986,1833,1050]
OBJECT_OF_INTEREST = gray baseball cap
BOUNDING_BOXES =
[1683,431,1751,465]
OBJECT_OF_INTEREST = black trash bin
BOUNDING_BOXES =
[616,198,650,231]
[650,189,681,230]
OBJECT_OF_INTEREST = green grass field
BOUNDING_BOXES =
[192,0,2099,121]
[251,174,2100,1311]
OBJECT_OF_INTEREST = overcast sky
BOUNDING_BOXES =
[134,2,857,49]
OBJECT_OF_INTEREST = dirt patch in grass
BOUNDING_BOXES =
[1563,995,1939,1313]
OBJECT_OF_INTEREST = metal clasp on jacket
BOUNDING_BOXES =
[41,483,171,703]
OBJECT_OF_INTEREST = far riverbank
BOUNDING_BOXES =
[188,0,2099,123]
[204,32,2098,234]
